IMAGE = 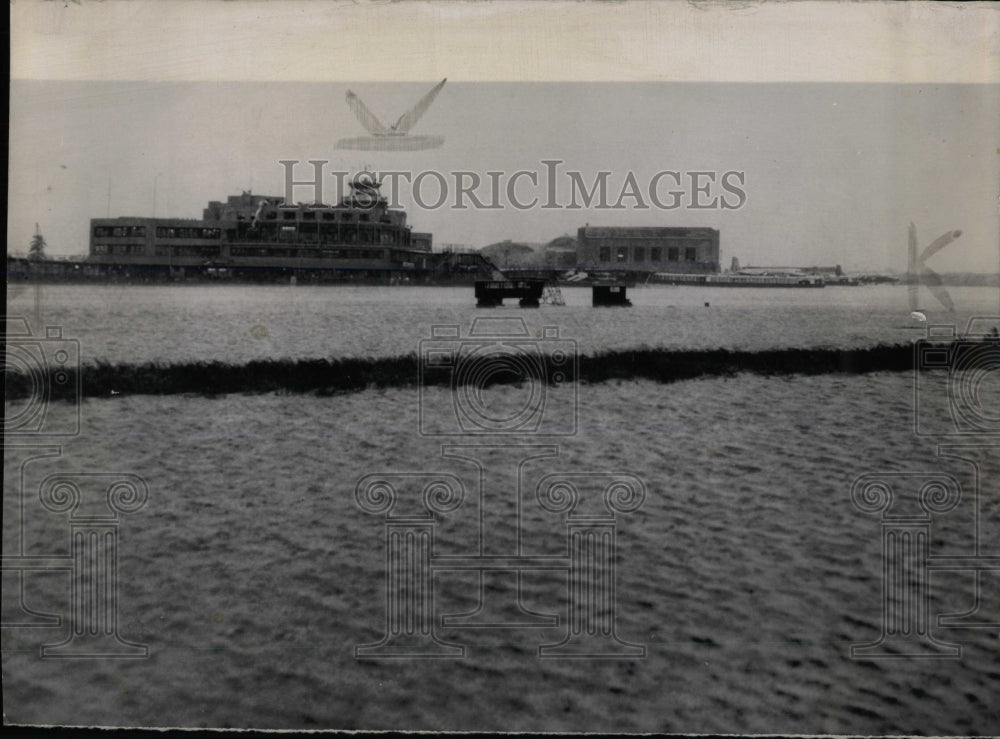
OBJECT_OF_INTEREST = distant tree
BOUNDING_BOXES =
[28,224,47,261]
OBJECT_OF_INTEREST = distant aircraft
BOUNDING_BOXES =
[336,79,447,151]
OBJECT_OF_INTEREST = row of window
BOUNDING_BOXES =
[265,210,388,223]
[155,227,222,239]
[154,246,222,257]
[229,247,390,260]
[597,246,698,263]
[92,244,146,255]
[94,244,393,259]
[589,237,713,250]
[236,223,405,245]
[93,226,146,238]
[93,226,226,239]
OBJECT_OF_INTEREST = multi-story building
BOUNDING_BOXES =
[576,226,720,274]
[87,177,435,279]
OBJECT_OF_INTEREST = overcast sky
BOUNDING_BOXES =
[9,80,998,272]
[8,1,1000,272]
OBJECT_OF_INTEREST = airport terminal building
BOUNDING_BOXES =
[87,184,435,280]
[576,226,720,274]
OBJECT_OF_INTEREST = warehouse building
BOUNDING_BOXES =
[576,226,720,274]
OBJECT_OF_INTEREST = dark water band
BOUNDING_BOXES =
[3,344,922,401]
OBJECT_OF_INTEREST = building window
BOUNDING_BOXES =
[650,247,662,262]
[322,212,336,221]
[598,247,611,263]
[667,247,679,262]
[231,247,266,257]
[98,225,147,237]
[616,249,627,263]
[93,244,108,254]
[283,211,296,221]
[633,247,645,262]
[685,247,697,262]
[302,211,316,220]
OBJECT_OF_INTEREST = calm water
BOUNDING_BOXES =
[6,283,1000,364]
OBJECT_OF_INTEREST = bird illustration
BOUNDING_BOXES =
[336,79,447,151]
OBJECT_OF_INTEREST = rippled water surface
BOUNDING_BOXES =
[7,284,1000,363]
[4,376,999,732]
[3,285,999,732]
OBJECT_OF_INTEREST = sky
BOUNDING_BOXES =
[8,1,1000,273]
[9,80,999,273]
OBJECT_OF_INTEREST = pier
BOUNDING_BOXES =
[474,279,547,308]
